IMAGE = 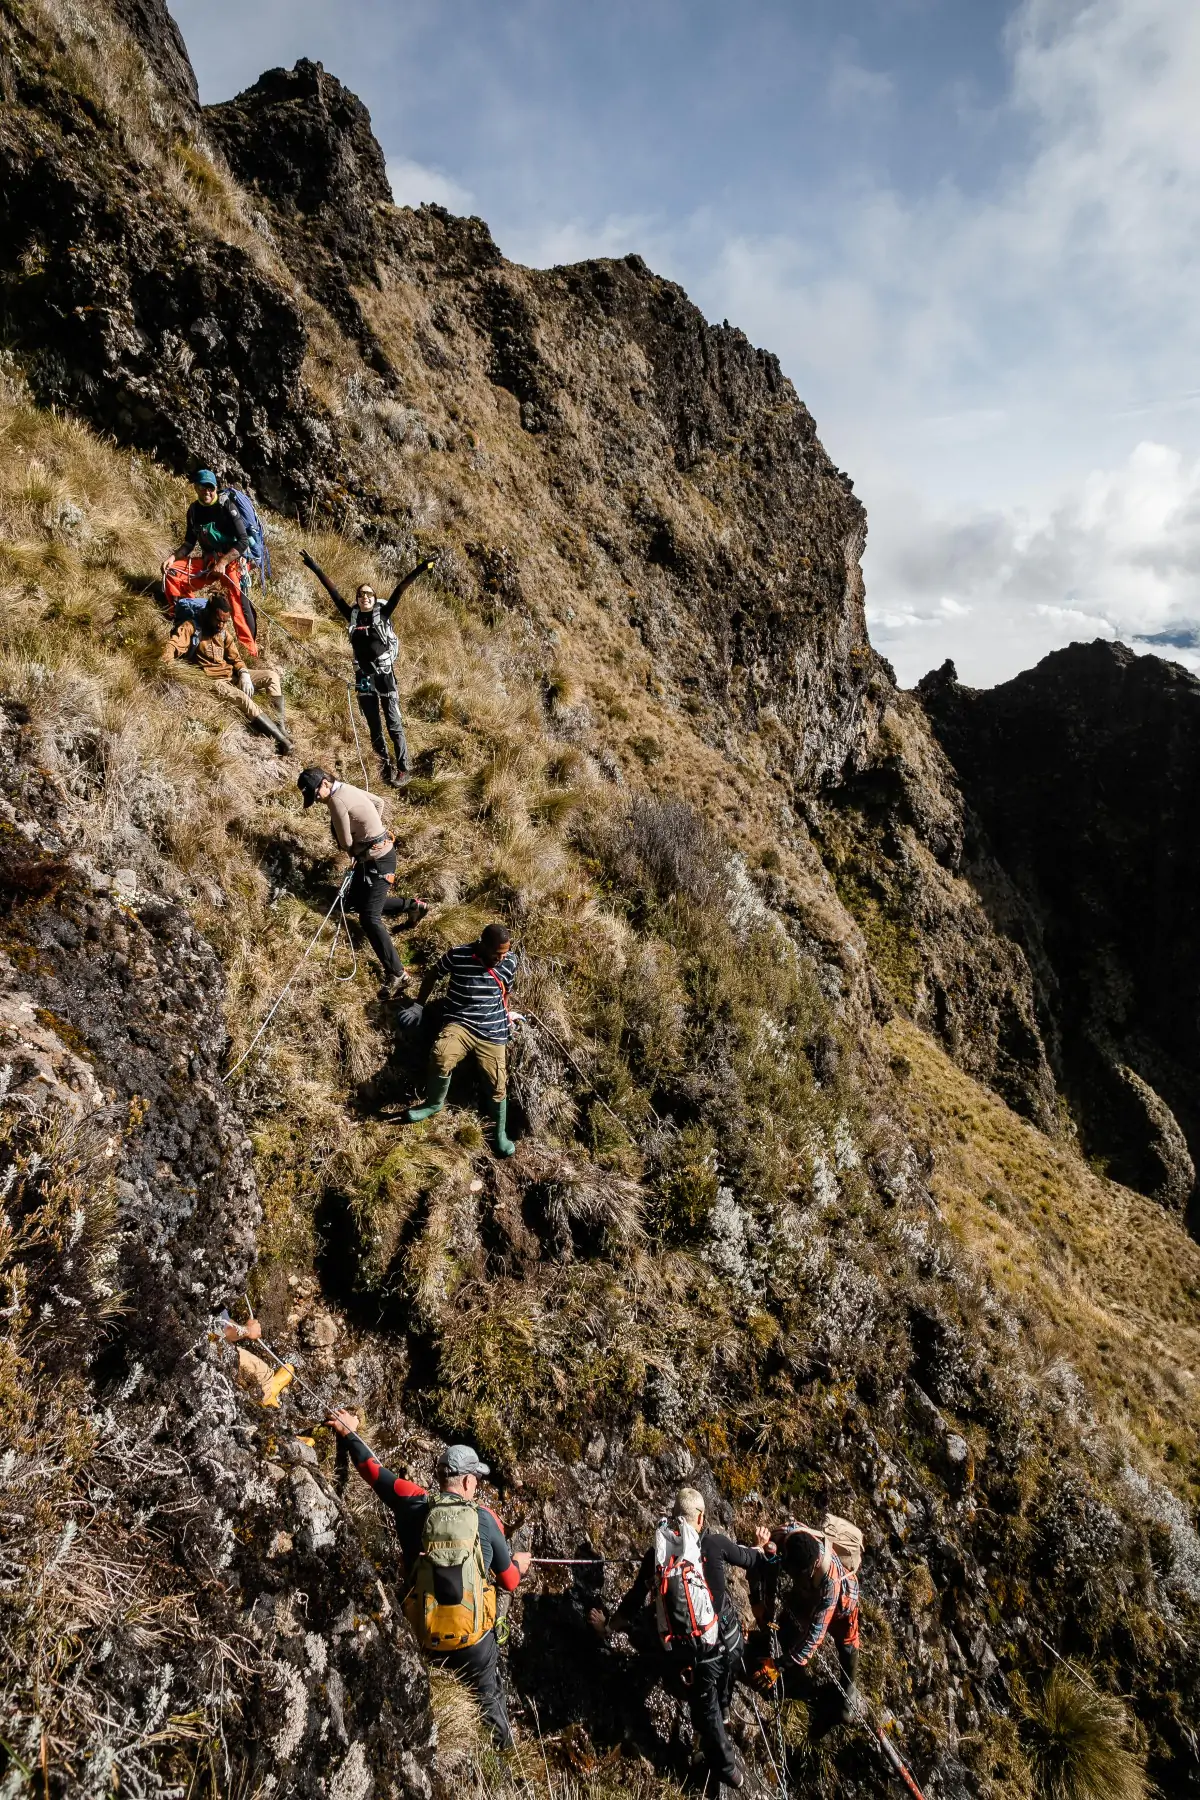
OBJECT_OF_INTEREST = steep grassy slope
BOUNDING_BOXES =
[2,6,1200,1799]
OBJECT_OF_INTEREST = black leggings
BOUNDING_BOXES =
[348,849,404,978]
[357,678,409,771]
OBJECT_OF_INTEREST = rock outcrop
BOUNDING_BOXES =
[0,707,434,1796]
[919,643,1200,1226]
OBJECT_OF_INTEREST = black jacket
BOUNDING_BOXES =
[183,496,248,559]
[617,1530,768,1625]
[302,553,431,685]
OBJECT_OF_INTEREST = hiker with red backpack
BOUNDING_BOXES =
[326,1409,530,1746]
[402,923,520,1156]
[161,469,265,658]
[590,1486,773,1791]
[301,549,434,789]
[751,1516,863,1723]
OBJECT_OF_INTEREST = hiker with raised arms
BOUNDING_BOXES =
[164,594,291,752]
[297,765,422,998]
[401,922,519,1156]
[751,1515,863,1723]
[326,1409,530,1746]
[301,549,433,789]
[590,1485,773,1792]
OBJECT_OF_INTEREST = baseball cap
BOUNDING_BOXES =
[437,1443,490,1477]
[194,468,218,490]
[297,766,331,808]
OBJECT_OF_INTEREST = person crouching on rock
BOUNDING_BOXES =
[298,765,423,999]
[326,1410,530,1747]
[165,595,291,752]
[402,922,519,1156]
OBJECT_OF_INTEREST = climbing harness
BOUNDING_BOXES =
[222,871,354,1083]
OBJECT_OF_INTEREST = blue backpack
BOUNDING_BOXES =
[220,487,272,585]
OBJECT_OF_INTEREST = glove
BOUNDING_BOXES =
[752,1659,781,1694]
[398,1003,424,1030]
[237,671,254,697]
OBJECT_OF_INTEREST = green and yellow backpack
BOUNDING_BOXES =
[403,1495,497,1651]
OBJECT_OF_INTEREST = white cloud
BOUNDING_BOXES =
[385,158,475,214]
[866,440,1200,685]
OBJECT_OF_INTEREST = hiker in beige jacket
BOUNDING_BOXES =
[298,767,422,995]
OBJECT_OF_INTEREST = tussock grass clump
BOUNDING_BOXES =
[1021,1671,1147,1800]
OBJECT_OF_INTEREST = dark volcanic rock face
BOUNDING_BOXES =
[0,710,435,1797]
[205,59,395,353]
[0,7,345,510]
[920,642,1200,1225]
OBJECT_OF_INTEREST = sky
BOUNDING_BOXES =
[177,0,1200,687]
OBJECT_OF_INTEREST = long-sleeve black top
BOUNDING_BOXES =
[616,1531,770,1623]
[302,552,432,686]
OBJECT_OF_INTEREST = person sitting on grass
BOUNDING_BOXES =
[403,922,519,1157]
[165,595,291,752]
[161,469,257,657]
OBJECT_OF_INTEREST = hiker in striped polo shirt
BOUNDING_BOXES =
[403,922,519,1156]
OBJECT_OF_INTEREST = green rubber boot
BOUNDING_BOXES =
[486,1097,516,1157]
[406,1076,450,1123]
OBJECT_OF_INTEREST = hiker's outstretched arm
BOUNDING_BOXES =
[383,556,435,619]
[416,951,452,1006]
[301,550,352,619]
[343,1430,425,1502]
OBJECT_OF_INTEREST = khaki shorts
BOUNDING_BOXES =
[430,1021,507,1103]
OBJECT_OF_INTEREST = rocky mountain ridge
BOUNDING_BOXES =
[2,2,1199,1798]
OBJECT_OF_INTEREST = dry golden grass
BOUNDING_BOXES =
[889,1015,1200,1497]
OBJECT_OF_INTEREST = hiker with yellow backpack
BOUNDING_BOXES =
[751,1513,864,1723]
[327,1408,529,1745]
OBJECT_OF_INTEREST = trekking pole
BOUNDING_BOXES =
[770,1627,789,1800]
[820,1650,929,1800]
[223,872,354,1082]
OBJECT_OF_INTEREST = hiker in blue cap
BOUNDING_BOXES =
[161,469,260,660]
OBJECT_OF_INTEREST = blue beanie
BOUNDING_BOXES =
[194,468,218,490]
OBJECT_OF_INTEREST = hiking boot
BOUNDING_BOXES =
[251,712,292,754]
[838,1646,860,1722]
[486,1096,516,1157]
[378,974,407,1001]
[393,768,412,789]
[406,1076,451,1123]
[379,756,397,787]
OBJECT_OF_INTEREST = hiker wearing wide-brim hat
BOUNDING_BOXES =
[298,767,426,998]
[327,1408,530,1746]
